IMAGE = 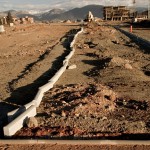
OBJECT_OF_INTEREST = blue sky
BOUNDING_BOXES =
[0,0,148,12]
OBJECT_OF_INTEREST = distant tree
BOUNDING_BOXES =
[7,11,13,24]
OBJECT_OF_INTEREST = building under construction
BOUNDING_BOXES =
[103,6,130,21]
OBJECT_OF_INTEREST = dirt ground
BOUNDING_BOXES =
[0,21,150,149]
[0,22,79,130]
[121,26,150,41]
[12,22,150,139]
[0,143,150,150]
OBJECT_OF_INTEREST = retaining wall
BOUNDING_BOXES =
[3,27,84,137]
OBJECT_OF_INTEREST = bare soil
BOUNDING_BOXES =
[0,21,150,149]
[0,143,150,150]
[0,22,79,130]
[13,22,150,139]
[121,26,150,41]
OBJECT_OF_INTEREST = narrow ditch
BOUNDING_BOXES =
[0,28,80,138]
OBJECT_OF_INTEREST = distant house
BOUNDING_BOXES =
[0,15,34,25]
[137,11,148,19]
[131,10,148,22]
[103,6,130,21]
[15,16,34,25]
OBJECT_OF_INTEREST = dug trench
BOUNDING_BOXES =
[13,22,150,140]
[0,27,80,138]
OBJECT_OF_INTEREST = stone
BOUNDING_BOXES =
[110,93,116,101]
[92,39,99,45]
[51,112,57,117]
[26,117,38,128]
[112,40,119,44]
[75,113,80,117]
[79,103,82,107]
[62,101,67,104]
[67,64,77,70]
[101,116,107,120]
[125,63,133,70]
[61,110,66,117]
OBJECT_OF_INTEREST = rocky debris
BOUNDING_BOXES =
[61,110,67,117]
[110,57,132,68]
[125,42,136,47]
[143,64,150,76]
[143,64,150,71]
[124,63,133,70]
[112,40,120,44]
[116,99,148,110]
[51,112,57,118]
[25,117,38,128]
[35,83,118,128]
[14,126,86,138]
[67,64,77,70]
[3,21,150,139]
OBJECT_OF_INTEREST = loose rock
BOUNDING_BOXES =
[125,63,133,70]
[67,64,77,70]
[26,117,38,128]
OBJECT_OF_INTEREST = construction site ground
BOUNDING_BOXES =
[0,22,79,127]
[121,26,150,41]
[0,21,150,149]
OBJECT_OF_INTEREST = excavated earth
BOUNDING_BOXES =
[12,22,150,140]
[0,23,80,135]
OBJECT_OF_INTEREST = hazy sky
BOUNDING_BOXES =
[0,0,149,11]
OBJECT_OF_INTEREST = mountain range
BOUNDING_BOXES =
[0,5,148,21]
[0,5,104,21]
[39,5,104,21]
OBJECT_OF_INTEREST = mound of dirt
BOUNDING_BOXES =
[15,83,150,138]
